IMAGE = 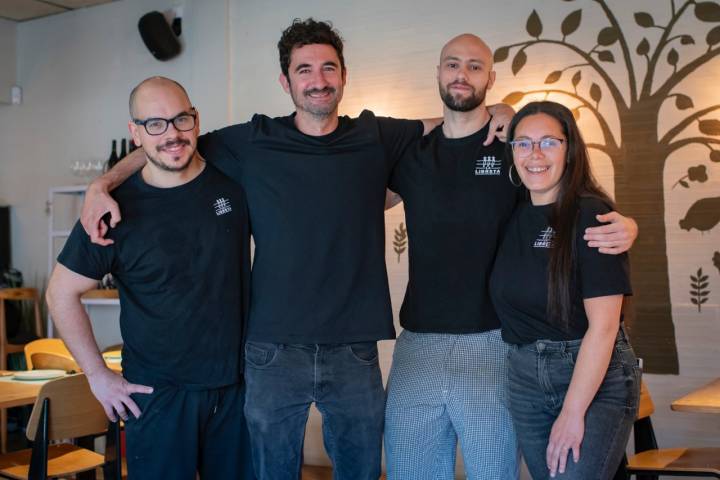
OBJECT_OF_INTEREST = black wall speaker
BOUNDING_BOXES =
[138,11,181,61]
[0,206,10,270]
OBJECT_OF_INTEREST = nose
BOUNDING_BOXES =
[529,142,544,158]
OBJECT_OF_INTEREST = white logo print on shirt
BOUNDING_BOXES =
[533,227,555,248]
[474,156,502,176]
[213,198,232,216]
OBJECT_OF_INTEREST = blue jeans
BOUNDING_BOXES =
[243,342,385,480]
[507,331,640,480]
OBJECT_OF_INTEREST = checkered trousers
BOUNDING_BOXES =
[384,329,519,480]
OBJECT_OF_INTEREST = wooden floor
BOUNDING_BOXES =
[302,465,386,479]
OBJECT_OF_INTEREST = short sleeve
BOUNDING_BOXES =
[197,122,252,183]
[376,117,423,169]
[57,221,116,281]
[577,198,633,299]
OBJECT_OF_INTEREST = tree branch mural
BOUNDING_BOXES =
[494,0,720,373]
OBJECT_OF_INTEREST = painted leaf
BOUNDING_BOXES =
[494,46,510,63]
[545,70,562,84]
[691,275,699,282]
[598,50,615,62]
[634,12,655,28]
[695,1,720,22]
[707,26,720,46]
[700,298,709,304]
[691,297,699,305]
[512,50,527,75]
[636,38,650,56]
[710,150,720,162]
[699,282,709,289]
[667,48,679,66]
[571,108,581,120]
[502,91,526,105]
[561,10,582,37]
[597,26,619,45]
[571,70,582,87]
[589,83,602,103]
[526,10,543,38]
[699,119,720,135]
[675,94,694,110]
[679,179,689,188]
[680,35,696,45]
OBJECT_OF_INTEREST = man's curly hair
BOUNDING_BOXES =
[278,18,345,78]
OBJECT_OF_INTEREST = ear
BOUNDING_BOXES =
[487,70,496,91]
[279,73,291,94]
[342,67,348,86]
[128,121,142,147]
[436,64,440,81]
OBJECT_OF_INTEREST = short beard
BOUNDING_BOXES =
[439,82,486,112]
[291,87,338,119]
[145,139,194,172]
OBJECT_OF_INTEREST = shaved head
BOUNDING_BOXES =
[437,34,495,113]
[440,34,493,66]
[129,76,190,118]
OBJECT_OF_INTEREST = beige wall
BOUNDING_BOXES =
[0,0,718,477]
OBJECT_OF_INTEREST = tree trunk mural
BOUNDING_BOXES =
[495,0,720,374]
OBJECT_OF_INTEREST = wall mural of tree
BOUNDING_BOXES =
[494,0,720,374]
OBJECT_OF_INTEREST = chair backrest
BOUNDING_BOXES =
[24,338,74,370]
[637,380,655,420]
[0,287,43,340]
[26,374,107,441]
[31,352,81,372]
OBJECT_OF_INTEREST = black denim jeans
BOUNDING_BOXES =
[243,341,385,480]
[507,331,640,480]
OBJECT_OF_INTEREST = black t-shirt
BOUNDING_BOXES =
[198,110,423,344]
[58,164,250,388]
[489,197,632,344]
[389,122,522,333]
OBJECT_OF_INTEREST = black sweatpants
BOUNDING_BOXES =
[125,381,254,479]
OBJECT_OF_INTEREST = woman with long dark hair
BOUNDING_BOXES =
[490,101,640,479]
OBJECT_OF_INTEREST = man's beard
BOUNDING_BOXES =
[145,138,194,172]
[439,81,486,112]
[292,86,339,118]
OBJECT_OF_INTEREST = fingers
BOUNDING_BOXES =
[484,118,499,146]
[123,397,143,419]
[108,203,122,228]
[101,402,118,422]
[572,442,581,463]
[112,401,128,422]
[127,383,154,395]
[598,246,625,255]
[595,211,620,223]
[546,441,560,477]
[557,445,569,476]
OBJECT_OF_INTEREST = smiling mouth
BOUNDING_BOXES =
[305,88,335,99]
[525,166,550,173]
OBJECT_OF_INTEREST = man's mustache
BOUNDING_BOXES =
[304,87,336,96]
[156,138,191,152]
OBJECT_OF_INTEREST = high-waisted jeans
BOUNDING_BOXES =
[507,330,640,480]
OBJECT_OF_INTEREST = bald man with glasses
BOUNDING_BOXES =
[46,76,254,479]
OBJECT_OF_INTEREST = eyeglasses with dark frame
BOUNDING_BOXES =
[509,137,565,156]
[132,110,197,136]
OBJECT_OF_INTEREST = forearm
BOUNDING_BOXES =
[46,290,107,376]
[561,323,618,416]
[92,148,146,192]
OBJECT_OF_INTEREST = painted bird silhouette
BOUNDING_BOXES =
[679,197,720,232]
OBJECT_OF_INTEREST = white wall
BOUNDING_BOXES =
[0,18,16,104]
[0,0,718,477]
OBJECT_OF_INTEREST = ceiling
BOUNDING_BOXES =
[0,0,117,22]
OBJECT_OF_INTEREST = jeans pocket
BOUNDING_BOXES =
[245,342,278,368]
[348,342,379,364]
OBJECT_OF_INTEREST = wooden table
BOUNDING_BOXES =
[671,378,720,414]
[0,378,45,409]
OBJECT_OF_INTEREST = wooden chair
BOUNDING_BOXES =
[624,381,720,478]
[0,288,43,453]
[0,374,122,480]
[24,338,78,372]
